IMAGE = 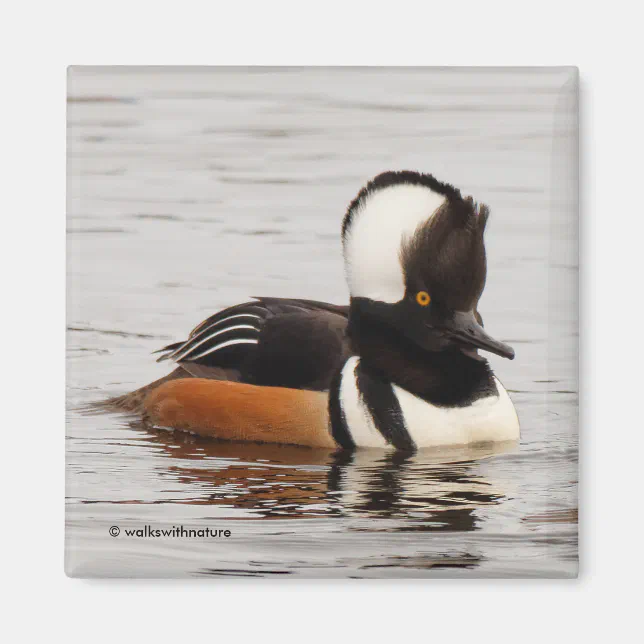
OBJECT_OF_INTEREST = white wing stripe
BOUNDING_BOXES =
[171,314,262,359]
[188,338,259,361]
[188,313,263,341]
[173,324,259,361]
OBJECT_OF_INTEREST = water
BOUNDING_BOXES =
[66,67,578,578]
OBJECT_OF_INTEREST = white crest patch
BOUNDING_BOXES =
[343,184,447,303]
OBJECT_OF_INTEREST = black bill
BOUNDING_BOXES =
[442,310,515,360]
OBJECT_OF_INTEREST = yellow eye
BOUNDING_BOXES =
[416,291,431,307]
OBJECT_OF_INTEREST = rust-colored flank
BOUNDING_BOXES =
[143,379,336,448]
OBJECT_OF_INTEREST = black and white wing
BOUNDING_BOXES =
[155,300,269,368]
[154,297,350,375]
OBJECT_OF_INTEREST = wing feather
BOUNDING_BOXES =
[153,297,348,372]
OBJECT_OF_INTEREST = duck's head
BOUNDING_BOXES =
[342,170,514,361]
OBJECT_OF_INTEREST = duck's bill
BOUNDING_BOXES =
[445,311,515,360]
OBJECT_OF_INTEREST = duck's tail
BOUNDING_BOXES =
[85,363,243,415]
[84,368,193,415]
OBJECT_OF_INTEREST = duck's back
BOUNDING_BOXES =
[104,298,351,414]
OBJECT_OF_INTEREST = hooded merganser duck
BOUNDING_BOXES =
[109,170,519,450]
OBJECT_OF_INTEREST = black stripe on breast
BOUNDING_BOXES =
[328,367,355,450]
[355,362,416,452]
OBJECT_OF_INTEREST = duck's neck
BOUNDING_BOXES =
[346,307,497,408]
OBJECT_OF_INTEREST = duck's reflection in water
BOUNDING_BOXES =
[329,449,506,532]
[136,423,517,534]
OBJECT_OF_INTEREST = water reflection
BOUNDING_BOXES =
[134,423,516,530]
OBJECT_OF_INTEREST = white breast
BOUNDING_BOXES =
[336,357,520,449]
[338,357,388,448]
[392,377,520,448]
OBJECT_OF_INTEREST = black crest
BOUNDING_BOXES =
[401,195,490,312]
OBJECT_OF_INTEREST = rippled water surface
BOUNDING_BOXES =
[66,67,578,578]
